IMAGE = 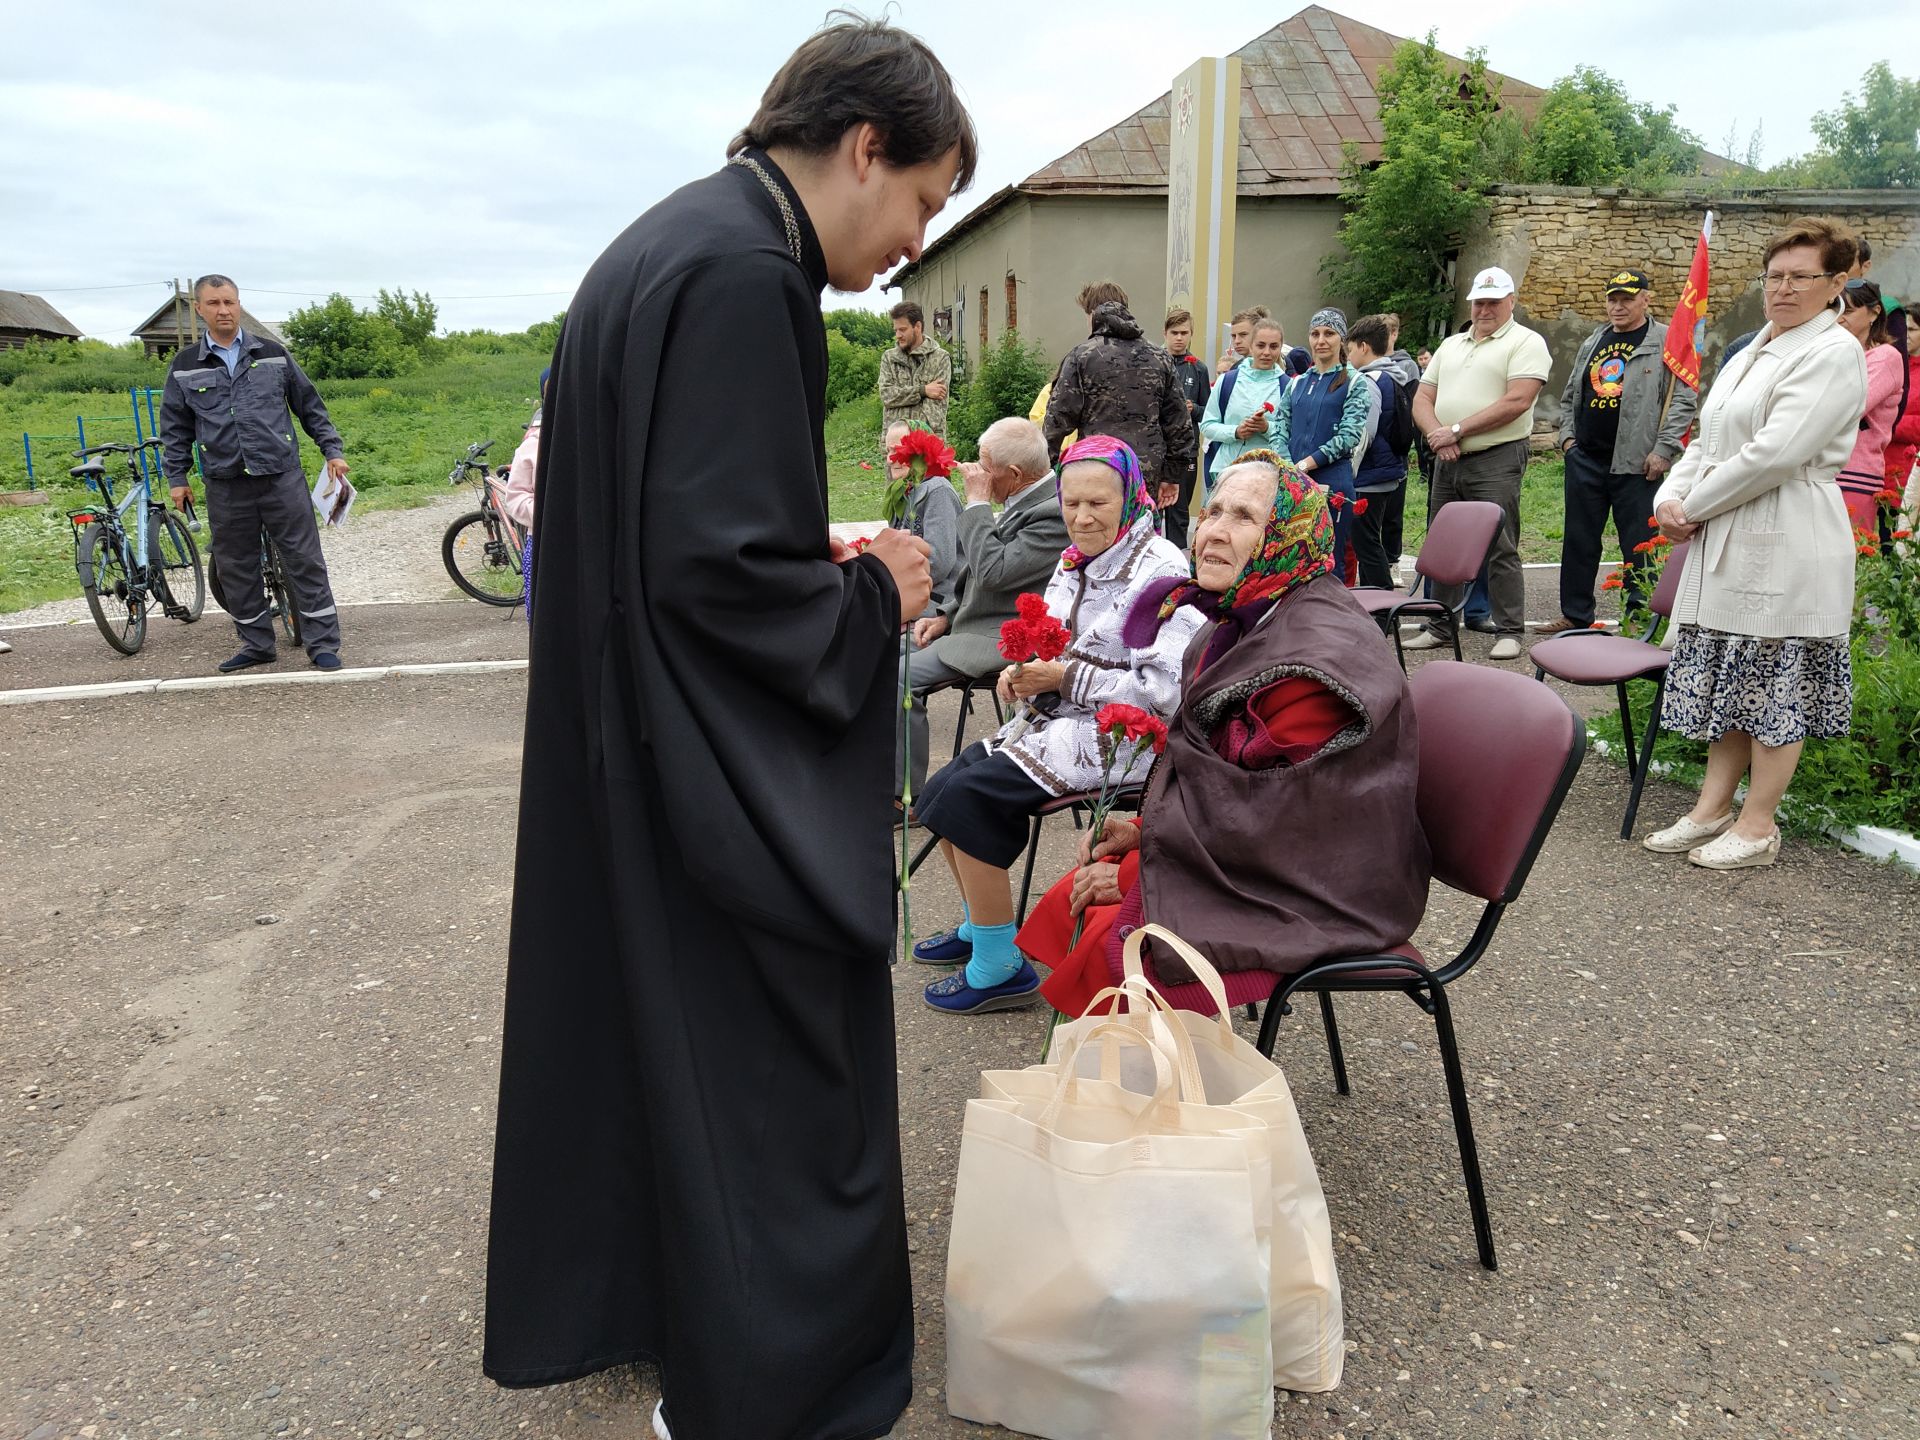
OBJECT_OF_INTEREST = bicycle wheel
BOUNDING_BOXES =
[80,522,146,655]
[150,510,206,622]
[263,536,303,648]
[442,509,523,606]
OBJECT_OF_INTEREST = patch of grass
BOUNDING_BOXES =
[1,350,543,612]
[1401,452,1567,564]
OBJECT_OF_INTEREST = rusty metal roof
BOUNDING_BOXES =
[889,6,1548,289]
[1025,5,1544,197]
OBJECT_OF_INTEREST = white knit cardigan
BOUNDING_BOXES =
[1653,307,1867,639]
[990,515,1203,797]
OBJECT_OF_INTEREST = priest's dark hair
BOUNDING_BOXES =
[729,11,978,195]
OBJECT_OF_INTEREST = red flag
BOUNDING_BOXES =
[1663,210,1713,392]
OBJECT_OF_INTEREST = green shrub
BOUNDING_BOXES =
[825,330,883,410]
[0,339,165,394]
[949,328,1049,463]
[825,309,895,349]
[283,294,419,379]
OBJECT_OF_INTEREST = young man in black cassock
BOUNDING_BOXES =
[483,19,975,1440]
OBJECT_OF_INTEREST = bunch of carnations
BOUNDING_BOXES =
[884,429,956,527]
[996,593,1071,742]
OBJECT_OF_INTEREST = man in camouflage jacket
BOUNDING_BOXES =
[879,300,951,437]
[1041,293,1194,490]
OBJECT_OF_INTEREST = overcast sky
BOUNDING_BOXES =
[9,1,1912,340]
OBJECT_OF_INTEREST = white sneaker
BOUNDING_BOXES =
[1643,811,1734,853]
[653,1401,671,1439]
[1400,627,1447,651]
[1488,636,1522,661]
[0,637,11,654]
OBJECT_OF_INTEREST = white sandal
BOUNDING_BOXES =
[1689,829,1781,869]
[1643,811,1734,853]
[653,1401,671,1439]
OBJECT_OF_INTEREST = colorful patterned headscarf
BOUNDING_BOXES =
[1056,433,1155,571]
[1122,449,1335,645]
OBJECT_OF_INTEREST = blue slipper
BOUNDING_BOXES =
[911,928,973,965]
[923,960,1042,1015]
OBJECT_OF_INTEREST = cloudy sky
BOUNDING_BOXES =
[9,1,1911,340]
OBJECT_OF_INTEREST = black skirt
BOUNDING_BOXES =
[916,742,1054,868]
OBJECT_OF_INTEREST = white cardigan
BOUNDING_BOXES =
[991,515,1202,797]
[1653,308,1867,639]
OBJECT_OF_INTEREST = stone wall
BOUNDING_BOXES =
[1455,186,1920,428]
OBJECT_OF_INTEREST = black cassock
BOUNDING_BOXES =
[484,152,911,1440]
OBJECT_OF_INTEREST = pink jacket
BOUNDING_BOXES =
[1837,343,1901,494]
[499,422,539,530]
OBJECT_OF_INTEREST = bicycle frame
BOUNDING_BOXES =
[68,454,154,577]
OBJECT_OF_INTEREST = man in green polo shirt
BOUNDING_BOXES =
[1405,266,1552,660]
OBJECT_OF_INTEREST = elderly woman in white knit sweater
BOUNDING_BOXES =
[913,434,1202,1015]
[1644,217,1869,870]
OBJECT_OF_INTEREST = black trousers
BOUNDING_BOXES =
[1353,477,1407,588]
[206,469,342,654]
[1160,448,1200,551]
[1559,445,1658,625]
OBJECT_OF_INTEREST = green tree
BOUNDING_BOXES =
[824,308,894,349]
[1324,35,1508,343]
[375,288,439,350]
[1523,67,1702,187]
[283,294,415,379]
[525,312,564,352]
[1795,62,1920,187]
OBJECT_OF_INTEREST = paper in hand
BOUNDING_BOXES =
[311,469,356,527]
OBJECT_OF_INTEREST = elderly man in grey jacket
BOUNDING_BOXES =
[1542,268,1698,633]
[898,416,1069,794]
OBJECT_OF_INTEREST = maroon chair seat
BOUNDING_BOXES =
[1529,540,1690,841]
[1121,661,1585,1271]
[1351,500,1505,670]
[1529,634,1668,683]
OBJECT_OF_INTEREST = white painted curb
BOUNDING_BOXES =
[0,658,526,707]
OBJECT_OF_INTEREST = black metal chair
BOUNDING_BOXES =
[1529,540,1689,840]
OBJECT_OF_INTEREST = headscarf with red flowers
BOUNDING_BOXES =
[1122,448,1334,646]
[1056,434,1156,571]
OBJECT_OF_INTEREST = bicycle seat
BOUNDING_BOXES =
[68,457,108,480]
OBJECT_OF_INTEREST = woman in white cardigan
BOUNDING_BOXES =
[1644,218,1869,869]
[913,434,1202,1015]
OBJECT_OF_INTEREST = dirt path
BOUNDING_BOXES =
[0,490,474,627]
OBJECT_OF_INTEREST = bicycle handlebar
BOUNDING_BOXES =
[73,438,162,458]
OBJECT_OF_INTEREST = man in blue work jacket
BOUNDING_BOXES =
[161,274,348,672]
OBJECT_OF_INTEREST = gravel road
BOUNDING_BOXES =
[2,644,1915,1440]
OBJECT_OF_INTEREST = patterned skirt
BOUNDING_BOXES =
[1663,626,1852,747]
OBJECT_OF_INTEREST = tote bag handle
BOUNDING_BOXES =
[1121,923,1237,1047]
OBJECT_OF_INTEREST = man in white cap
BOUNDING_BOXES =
[1406,265,1552,660]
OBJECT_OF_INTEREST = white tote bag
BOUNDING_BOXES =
[946,1018,1277,1440]
[1042,923,1345,1394]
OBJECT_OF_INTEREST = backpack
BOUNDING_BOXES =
[1202,363,1241,479]
[1381,368,1418,455]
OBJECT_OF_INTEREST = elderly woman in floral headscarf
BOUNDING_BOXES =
[1019,450,1432,1016]
[915,434,1203,1017]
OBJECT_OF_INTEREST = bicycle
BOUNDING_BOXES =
[210,520,304,649]
[65,439,206,655]
[441,440,526,606]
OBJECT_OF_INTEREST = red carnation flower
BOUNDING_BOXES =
[887,428,956,480]
[1015,591,1050,622]
[849,536,873,554]
[1262,401,1275,413]
[1352,498,1369,516]
[1095,703,1169,753]
[997,617,1035,663]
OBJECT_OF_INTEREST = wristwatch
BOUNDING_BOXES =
[1449,423,1462,438]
